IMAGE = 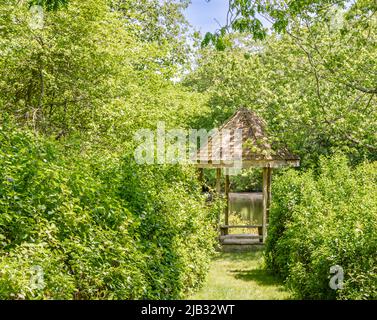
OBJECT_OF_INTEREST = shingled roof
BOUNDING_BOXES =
[195,108,300,168]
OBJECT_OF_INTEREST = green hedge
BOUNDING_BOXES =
[0,116,217,299]
[265,155,377,299]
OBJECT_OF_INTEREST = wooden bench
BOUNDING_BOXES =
[220,225,266,243]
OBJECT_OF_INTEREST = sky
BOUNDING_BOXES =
[184,0,229,35]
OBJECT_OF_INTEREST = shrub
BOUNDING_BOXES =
[0,115,217,299]
[265,154,377,299]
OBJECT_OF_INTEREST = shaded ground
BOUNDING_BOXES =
[189,250,291,300]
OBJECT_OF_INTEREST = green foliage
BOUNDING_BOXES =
[29,0,69,11]
[0,114,217,299]
[186,5,377,169]
[112,0,191,68]
[203,0,377,44]
[1,0,376,300]
[0,0,217,298]
[0,115,142,299]
[119,160,218,298]
[0,0,192,135]
[265,155,377,299]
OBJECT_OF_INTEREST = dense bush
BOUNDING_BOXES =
[0,115,217,299]
[265,155,377,299]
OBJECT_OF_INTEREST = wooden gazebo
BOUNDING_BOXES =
[195,108,299,245]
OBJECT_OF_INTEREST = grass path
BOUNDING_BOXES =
[189,250,291,300]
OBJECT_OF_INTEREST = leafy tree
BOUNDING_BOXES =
[29,0,69,11]
[112,0,192,70]
[0,0,195,135]
[186,4,377,167]
[0,0,217,300]
[204,0,377,46]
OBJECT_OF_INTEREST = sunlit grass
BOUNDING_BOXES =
[189,250,291,300]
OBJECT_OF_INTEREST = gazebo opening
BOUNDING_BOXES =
[195,108,300,247]
[228,192,263,232]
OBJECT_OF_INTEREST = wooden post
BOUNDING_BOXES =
[267,166,272,225]
[198,168,204,182]
[198,168,206,193]
[216,168,222,234]
[216,168,221,194]
[224,171,230,234]
[262,167,268,243]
